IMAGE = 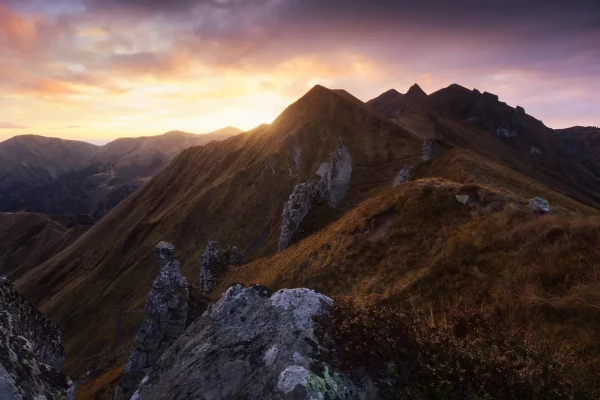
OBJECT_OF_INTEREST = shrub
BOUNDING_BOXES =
[315,298,593,399]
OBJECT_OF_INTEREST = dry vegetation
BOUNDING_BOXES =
[317,299,594,399]
[220,177,600,380]
[76,363,125,400]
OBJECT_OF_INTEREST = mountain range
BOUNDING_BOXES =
[0,127,241,219]
[2,83,600,398]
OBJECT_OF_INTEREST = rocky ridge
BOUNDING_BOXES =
[0,276,74,399]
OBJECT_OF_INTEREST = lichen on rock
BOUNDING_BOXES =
[130,284,376,400]
[114,241,188,400]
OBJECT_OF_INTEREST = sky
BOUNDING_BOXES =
[0,0,599,142]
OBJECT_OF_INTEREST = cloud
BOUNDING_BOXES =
[0,122,28,129]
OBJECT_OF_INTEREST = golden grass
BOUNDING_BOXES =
[219,178,600,371]
[76,362,125,400]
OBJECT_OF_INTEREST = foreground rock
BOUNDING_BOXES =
[0,276,74,399]
[114,242,188,400]
[131,285,377,400]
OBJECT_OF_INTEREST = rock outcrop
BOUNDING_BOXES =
[199,241,243,294]
[130,284,377,400]
[279,141,353,252]
[115,242,188,400]
[421,138,436,161]
[393,166,414,187]
[317,141,353,207]
[0,277,74,400]
[529,197,551,214]
[278,182,327,252]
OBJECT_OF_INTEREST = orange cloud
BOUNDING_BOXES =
[0,3,37,53]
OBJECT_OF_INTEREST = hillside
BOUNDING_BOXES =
[0,212,94,280]
[0,127,241,218]
[15,85,423,370]
[7,84,600,397]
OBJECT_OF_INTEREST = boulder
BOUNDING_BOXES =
[529,197,551,214]
[131,284,377,400]
[0,277,74,400]
[455,194,474,205]
[115,242,188,400]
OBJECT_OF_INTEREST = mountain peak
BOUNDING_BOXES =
[406,83,427,97]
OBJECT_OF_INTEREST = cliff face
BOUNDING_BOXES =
[0,277,74,399]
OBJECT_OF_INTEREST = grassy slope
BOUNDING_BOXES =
[219,150,600,369]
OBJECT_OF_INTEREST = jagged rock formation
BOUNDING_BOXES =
[317,141,353,207]
[114,242,188,400]
[393,166,414,187]
[278,182,327,252]
[466,92,525,139]
[199,241,243,294]
[130,284,377,400]
[0,277,74,399]
[421,138,437,161]
[279,141,353,252]
[529,197,551,214]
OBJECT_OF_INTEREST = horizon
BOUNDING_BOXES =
[1,0,598,142]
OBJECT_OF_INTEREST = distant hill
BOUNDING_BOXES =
[0,127,242,218]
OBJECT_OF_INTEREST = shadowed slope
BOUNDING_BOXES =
[0,212,94,280]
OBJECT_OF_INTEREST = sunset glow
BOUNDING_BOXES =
[1,0,598,142]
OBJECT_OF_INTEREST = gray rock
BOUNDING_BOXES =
[530,146,542,155]
[421,139,436,161]
[199,241,221,294]
[529,197,551,214]
[115,242,188,400]
[393,166,414,187]
[278,141,353,252]
[293,146,302,173]
[455,194,475,205]
[278,182,327,252]
[199,241,244,294]
[0,279,74,400]
[132,285,377,400]
[317,141,353,208]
